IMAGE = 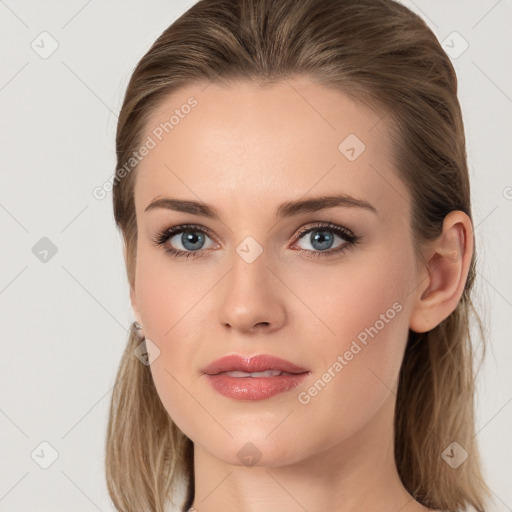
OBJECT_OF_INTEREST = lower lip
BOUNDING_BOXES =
[205,372,310,401]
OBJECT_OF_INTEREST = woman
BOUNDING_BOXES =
[106,0,491,511]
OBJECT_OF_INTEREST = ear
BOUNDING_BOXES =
[409,210,474,334]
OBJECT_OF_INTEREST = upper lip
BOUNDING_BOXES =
[202,354,309,375]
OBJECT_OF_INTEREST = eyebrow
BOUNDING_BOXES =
[144,193,378,219]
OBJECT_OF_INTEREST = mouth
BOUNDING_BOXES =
[201,353,309,376]
[202,354,310,401]
[219,370,300,378]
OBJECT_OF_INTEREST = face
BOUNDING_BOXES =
[130,77,421,467]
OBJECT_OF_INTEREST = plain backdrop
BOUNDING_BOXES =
[0,0,511,511]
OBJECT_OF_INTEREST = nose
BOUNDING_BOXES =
[216,243,287,334]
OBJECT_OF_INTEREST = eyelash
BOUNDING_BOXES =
[151,222,360,260]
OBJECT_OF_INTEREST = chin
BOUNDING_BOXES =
[201,430,309,468]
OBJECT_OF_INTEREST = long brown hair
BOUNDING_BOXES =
[106,0,491,510]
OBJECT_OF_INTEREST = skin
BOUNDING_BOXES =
[129,77,473,512]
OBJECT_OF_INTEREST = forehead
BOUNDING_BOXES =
[135,77,407,220]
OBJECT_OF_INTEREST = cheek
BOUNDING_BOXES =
[289,246,413,420]
[326,250,412,373]
[134,247,204,339]
[133,250,214,432]
[291,246,410,347]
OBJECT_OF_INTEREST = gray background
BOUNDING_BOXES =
[0,0,511,510]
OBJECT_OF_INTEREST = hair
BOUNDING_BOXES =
[106,0,491,511]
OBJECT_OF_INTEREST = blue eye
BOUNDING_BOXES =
[292,222,358,259]
[152,224,216,259]
[152,222,360,260]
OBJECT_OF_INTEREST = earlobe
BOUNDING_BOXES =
[409,211,473,334]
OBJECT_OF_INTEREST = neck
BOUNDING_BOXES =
[188,392,431,512]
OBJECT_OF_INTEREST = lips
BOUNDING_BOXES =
[202,354,310,400]
[201,354,309,376]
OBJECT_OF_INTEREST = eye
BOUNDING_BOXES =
[291,222,359,259]
[151,224,218,259]
[152,222,360,260]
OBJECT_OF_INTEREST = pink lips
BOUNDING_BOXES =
[202,354,310,401]
[202,354,309,375]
